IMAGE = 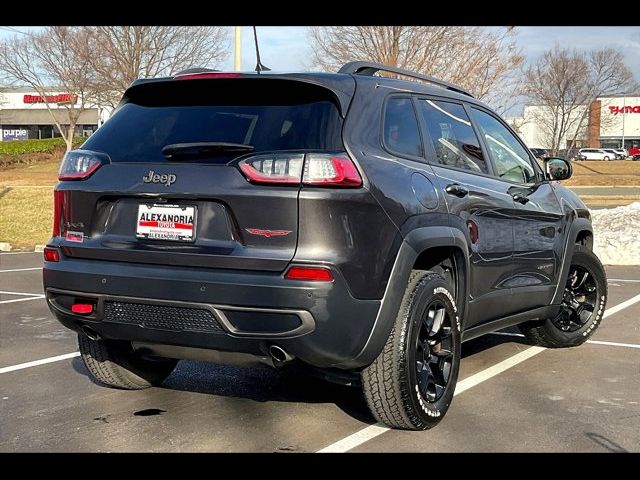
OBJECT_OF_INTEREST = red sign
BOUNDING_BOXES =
[23,93,78,104]
[609,105,640,115]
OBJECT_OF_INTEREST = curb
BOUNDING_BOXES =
[0,243,45,253]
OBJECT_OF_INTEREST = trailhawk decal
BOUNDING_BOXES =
[245,228,292,238]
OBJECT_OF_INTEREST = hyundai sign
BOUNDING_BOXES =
[2,129,28,141]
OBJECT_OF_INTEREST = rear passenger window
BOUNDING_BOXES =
[418,100,488,174]
[383,97,423,158]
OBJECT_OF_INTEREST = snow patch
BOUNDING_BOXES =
[591,202,640,265]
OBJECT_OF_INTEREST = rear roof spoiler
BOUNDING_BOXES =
[121,73,356,117]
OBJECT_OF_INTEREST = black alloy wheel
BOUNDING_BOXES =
[554,265,598,333]
[415,300,454,403]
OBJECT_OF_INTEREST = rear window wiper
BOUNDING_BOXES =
[161,142,255,160]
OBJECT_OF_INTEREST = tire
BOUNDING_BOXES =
[603,156,610,161]
[78,334,177,389]
[519,245,607,348]
[362,271,461,430]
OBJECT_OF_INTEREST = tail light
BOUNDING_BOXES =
[52,189,64,237]
[71,303,94,315]
[302,154,362,187]
[284,266,334,282]
[43,247,60,262]
[239,153,304,184]
[58,150,110,181]
[239,152,362,187]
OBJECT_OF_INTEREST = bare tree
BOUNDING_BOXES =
[523,45,636,155]
[309,26,524,113]
[85,26,229,109]
[0,27,95,151]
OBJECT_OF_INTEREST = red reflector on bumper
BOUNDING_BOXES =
[284,266,334,282]
[43,247,60,262]
[71,303,93,315]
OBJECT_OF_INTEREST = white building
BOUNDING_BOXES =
[507,95,640,151]
[0,87,109,141]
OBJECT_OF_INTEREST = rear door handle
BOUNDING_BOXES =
[445,184,469,198]
[512,193,530,204]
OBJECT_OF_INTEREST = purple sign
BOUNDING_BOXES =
[2,129,28,141]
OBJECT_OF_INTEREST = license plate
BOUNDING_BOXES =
[136,204,196,242]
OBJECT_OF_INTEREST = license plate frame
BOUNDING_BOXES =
[136,203,197,243]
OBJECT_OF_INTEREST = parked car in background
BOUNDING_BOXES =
[529,148,548,161]
[578,148,612,160]
[630,147,640,160]
[614,148,628,159]
[602,148,623,160]
[558,148,580,161]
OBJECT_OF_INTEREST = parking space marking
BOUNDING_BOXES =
[317,292,640,453]
[603,293,640,317]
[0,290,44,296]
[318,346,546,453]
[0,352,80,375]
[0,295,45,305]
[491,332,640,350]
[0,267,42,273]
[587,340,640,349]
[608,278,640,283]
[0,252,40,255]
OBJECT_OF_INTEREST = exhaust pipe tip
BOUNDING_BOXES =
[81,326,101,341]
[269,344,294,367]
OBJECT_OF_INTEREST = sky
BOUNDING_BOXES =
[1,26,639,114]
[225,26,640,83]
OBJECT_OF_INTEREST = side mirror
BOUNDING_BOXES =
[544,157,572,181]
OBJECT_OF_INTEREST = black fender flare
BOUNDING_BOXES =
[550,216,593,305]
[343,226,470,369]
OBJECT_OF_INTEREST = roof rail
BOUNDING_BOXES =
[338,61,474,98]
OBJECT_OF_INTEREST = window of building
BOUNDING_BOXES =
[418,99,488,174]
[383,97,423,158]
[470,108,536,184]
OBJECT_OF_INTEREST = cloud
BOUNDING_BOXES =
[515,27,640,80]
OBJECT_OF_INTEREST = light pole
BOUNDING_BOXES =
[234,27,242,72]
[621,94,626,150]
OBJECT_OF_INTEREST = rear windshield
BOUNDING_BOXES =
[82,80,344,163]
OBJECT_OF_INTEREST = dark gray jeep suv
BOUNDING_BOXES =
[43,62,608,430]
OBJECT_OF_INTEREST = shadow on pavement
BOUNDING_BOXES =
[72,355,373,423]
[70,328,532,426]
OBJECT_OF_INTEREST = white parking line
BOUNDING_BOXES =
[0,352,80,375]
[0,295,45,304]
[608,278,640,283]
[0,251,40,255]
[603,293,640,318]
[491,331,640,349]
[317,346,545,453]
[316,292,640,453]
[587,340,640,349]
[0,290,44,296]
[0,267,42,273]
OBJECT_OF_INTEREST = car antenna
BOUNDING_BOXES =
[253,26,271,74]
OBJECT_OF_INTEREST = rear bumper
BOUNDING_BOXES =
[43,256,381,369]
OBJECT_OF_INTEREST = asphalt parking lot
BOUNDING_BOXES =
[1,252,639,452]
